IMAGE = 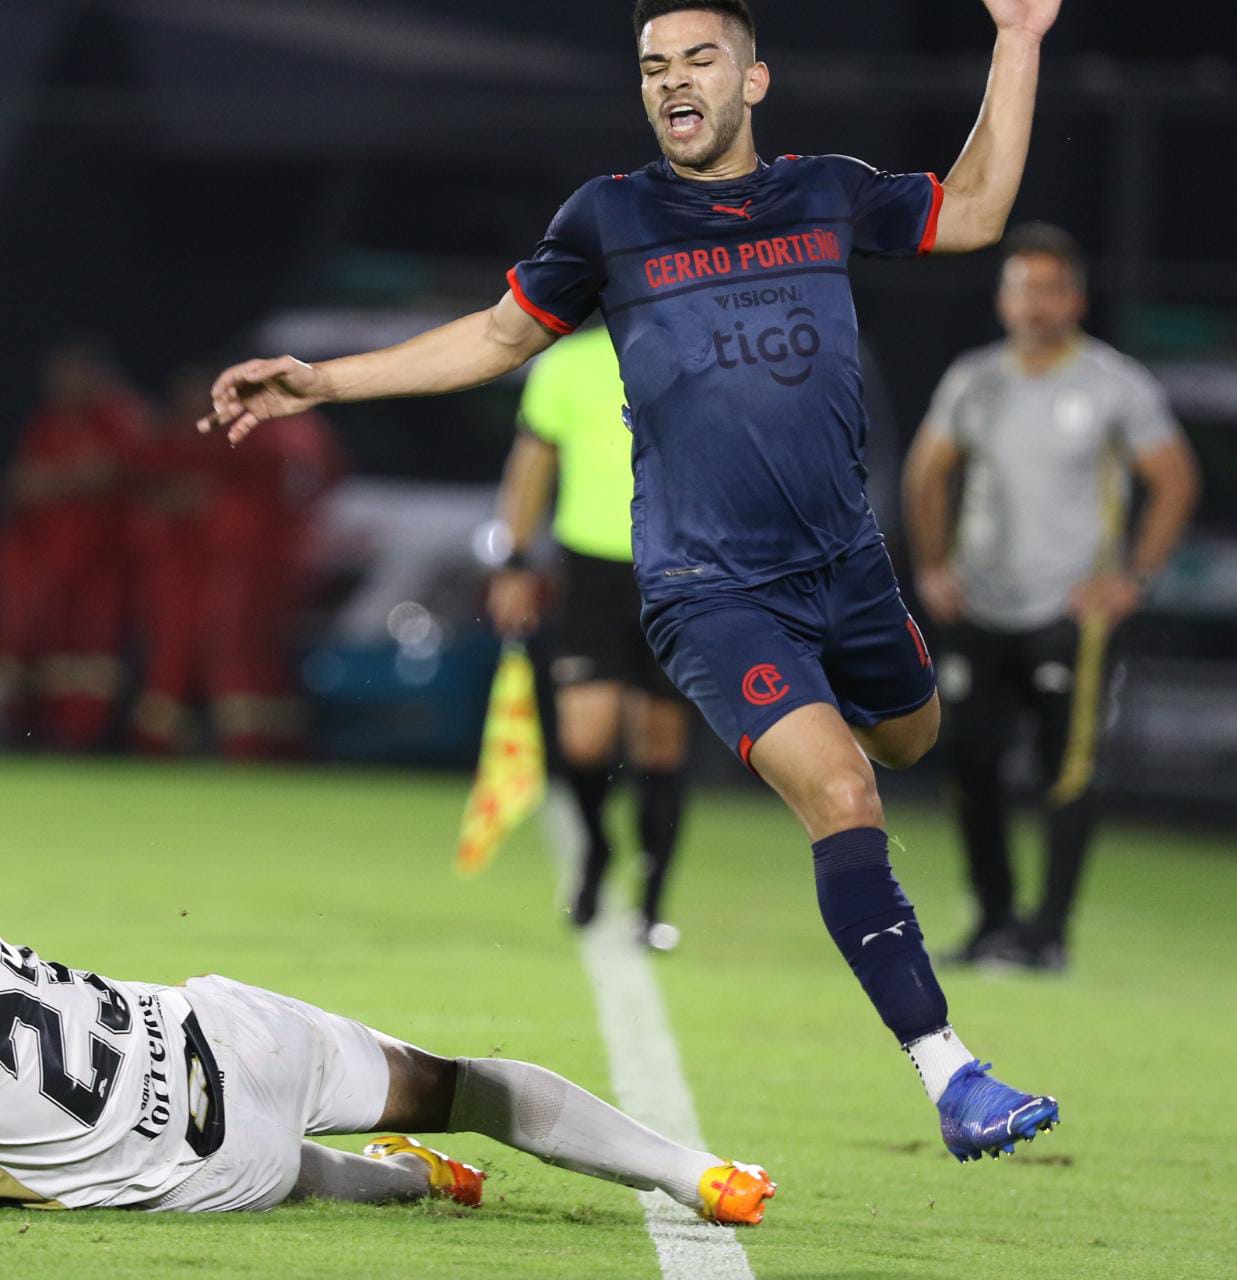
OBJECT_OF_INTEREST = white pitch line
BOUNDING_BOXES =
[543,786,758,1280]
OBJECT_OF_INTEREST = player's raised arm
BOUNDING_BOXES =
[199,290,558,445]
[931,0,1064,253]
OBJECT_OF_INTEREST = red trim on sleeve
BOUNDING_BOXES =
[505,267,575,336]
[738,733,755,770]
[917,173,944,255]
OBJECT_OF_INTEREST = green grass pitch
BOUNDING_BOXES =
[2,758,1233,1279]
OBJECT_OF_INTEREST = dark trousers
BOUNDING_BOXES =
[938,616,1112,944]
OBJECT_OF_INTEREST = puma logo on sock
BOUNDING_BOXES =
[861,920,908,947]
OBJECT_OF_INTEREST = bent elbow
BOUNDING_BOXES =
[963,210,1007,250]
[933,193,1007,254]
[973,221,1006,250]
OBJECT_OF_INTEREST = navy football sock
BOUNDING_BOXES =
[812,827,949,1045]
[637,768,684,924]
[565,764,612,926]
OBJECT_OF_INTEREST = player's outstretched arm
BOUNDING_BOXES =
[199,291,558,445]
[932,0,1063,253]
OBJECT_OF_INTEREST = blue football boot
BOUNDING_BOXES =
[938,1060,1059,1162]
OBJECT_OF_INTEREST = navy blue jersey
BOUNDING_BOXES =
[508,154,942,600]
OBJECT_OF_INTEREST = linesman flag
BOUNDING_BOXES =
[457,644,546,874]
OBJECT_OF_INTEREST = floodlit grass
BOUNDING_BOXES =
[2,758,1233,1279]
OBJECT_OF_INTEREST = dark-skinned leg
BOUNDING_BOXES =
[370,1040,728,1209]
[289,1042,456,1203]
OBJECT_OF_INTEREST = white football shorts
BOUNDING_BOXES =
[139,975,389,1212]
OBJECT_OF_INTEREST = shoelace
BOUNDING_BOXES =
[948,1061,1027,1124]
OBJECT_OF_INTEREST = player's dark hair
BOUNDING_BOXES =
[632,0,756,51]
[1002,223,1087,289]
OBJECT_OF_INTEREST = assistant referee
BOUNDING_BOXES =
[487,326,690,950]
[903,224,1199,970]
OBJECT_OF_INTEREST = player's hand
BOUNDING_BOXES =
[487,569,542,638]
[980,0,1063,39]
[1068,572,1141,626]
[916,565,968,626]
[486,573,540,640]
[196,355,328,445]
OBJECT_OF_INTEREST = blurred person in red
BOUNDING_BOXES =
[130,366,343,759]
[128,367,216,755]
[0,342,147,750]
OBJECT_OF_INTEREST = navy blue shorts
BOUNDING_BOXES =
[642,537,936,768]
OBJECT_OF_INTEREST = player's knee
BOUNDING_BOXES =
[381,1043,458,1132]
[628,743,686,772]
[815,769,883,832]
[558,728,613,768]
[626,699,689,771]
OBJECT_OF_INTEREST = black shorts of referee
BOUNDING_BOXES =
[549,547,681,701]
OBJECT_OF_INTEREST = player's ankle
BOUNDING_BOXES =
[904,1026,975,1104]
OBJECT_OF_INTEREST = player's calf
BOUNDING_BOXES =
[445,1056,776,1224]
[290,1140,447,1205]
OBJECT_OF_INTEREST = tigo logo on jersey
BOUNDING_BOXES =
[714,307,821,387]
[742,663,790,706]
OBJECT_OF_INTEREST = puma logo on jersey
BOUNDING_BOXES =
[712,199,753,220]
[861,920,909,947]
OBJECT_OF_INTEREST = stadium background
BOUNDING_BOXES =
[1,4,1234,1278]
[2,0,1233,805]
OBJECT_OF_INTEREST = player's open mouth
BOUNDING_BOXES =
[666,105,704,139]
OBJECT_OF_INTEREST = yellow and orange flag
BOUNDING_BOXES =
[456,644,546,875]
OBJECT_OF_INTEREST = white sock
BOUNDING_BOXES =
[904,1026,975,1104]
[292,1141,430,1204]
[448,1057,717,1209]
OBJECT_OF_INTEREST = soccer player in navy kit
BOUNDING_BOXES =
[203,0,1065,1163]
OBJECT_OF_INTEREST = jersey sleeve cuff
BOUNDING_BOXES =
[505,267,575,336]
[917,174,944,255]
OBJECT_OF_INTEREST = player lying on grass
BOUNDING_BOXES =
[201,0,1063,1162]
[0,938,774,1222]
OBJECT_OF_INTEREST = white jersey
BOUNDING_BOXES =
[0,939,210,1209]
[925,336,1182,630]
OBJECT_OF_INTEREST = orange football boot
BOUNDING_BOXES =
[362,1135,486,1207]
[697,1161,776,1225]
